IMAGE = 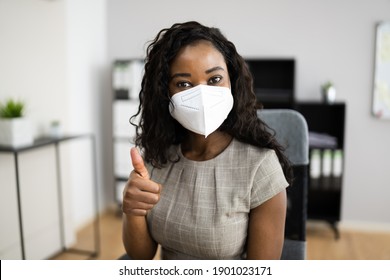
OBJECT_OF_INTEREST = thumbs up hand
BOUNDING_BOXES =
[130,147,150,179]
[122,147,162,216]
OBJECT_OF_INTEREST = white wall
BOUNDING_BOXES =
[0,0,112,233]
[0,0,68,134]
[65,0,111,226]
[107,0,390,227]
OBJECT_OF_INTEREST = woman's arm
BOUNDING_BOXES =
[122,213,157,260]
[246,190,287,259]
[122,148,161,259]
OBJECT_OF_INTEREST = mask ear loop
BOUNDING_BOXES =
[167,91,176,113]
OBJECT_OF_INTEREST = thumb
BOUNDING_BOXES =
[130,147,149,179]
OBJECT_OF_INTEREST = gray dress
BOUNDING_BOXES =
[146,138,288,259]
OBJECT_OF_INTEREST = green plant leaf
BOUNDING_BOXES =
[0,99,25,118]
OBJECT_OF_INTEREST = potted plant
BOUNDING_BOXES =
[49,120,62,138]
[321,81,336,104]
[0,98,33,147]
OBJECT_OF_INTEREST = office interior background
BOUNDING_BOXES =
[1,0,390,259]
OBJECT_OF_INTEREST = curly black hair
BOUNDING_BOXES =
[131,21,292,184]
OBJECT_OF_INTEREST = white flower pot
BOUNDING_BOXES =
[49,124,62,138]
[322,86,336,104]
[0,118,33,148]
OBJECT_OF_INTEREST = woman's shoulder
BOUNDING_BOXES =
[232,138,277,161]
[230,138,283,175]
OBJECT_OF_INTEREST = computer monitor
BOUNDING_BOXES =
[245,59,295,108]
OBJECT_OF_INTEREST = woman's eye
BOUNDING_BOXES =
[209,76,222,85]
[177,81,192,88]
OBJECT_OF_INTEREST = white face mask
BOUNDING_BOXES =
[169,84,234,137]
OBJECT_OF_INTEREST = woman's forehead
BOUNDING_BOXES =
[170,41,226,72]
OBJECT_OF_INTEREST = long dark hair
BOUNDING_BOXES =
[131,21,292,184]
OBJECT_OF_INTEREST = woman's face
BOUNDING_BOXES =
[169,40,231,96]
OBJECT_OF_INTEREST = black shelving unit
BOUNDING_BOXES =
[245,58,346,238]
[294,102,346,239]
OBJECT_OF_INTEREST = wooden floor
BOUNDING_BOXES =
[306,221,390,259]
[52,209,390,260]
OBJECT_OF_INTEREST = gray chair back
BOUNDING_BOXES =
[258,109,309,260]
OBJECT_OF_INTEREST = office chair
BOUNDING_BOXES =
[257,109,309,260]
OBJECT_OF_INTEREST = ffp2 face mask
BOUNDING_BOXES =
[169,85,234,137]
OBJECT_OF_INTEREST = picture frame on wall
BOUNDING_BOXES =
[372,21,390,119]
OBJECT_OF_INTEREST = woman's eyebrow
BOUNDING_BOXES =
[170,66,225,80]
[170,72,191,80]
[205,66,225,74]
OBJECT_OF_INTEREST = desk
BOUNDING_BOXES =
[0,134,100,259]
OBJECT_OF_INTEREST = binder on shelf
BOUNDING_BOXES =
[112,60,144,100]
[331,149,343,191]
[309,148,344,191]
[332,149,343,177]
[113,61,131,99]
[310,149,321,179]
[113,100,139,139]
[321,149,332,177]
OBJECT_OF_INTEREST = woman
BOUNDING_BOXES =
[122,21,292,260]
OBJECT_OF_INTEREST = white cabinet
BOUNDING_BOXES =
[0,146,62,259]
[0,135,99,259]
[18,146,62,259]
[0,154,22,259]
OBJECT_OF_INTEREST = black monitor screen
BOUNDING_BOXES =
[245,59,295,107]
